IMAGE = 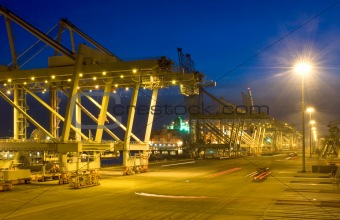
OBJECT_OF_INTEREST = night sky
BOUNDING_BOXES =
[1,0,340,138]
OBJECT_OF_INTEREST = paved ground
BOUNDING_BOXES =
[0,153,339,220]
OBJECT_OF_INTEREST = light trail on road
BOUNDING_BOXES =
[161,161,196,167]
[207,167,242,178]
[135,192,214,199]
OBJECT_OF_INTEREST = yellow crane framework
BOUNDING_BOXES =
[0,5,207,175]
[320,119,340,158]
[185,87,300,157]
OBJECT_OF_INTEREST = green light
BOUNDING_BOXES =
[180,122,189,133]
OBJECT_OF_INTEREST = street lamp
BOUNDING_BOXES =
[307,107,314,157]
[294,62,312,172]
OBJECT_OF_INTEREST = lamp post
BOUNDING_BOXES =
[294,62,312,172]
[307,107,314,158]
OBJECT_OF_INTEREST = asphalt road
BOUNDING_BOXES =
[0,154,339,220]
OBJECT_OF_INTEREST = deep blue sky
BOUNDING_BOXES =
[1,0,340,137]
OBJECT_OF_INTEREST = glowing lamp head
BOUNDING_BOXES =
[306,107,314,113]
[294,62,312,75]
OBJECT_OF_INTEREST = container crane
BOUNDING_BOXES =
[320,120,340,158]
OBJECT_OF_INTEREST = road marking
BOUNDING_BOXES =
[278,171,296,173]
[161,161,195,167]
[207,167,241,178]
[135,192,212,199]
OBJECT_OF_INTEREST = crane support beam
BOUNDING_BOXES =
[21,85,89,141]
[13,86,19,140]
[49,88,59,137]
[61,45,84,142]
[200,87,245,114]
[75,93,82,141]
[69,29,76,53]
[0,5,75,61]
[4,17,18,69]
[59,88,121,142]
[13,86,27,140]
[60,18,122,62]
[95,81,113,142]
[123,84,139,167]
[80,90,141,142]
[76,100,121,142]
[0,59,166,80]
[0,90,56,141]
[144,88,159,143]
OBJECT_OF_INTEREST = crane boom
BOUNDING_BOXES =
[0,5,75,61]
[59,18,122,62]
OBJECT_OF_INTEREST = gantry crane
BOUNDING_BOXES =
[320,119,340,158]
[0,5,206,177]
[186,86,300,158]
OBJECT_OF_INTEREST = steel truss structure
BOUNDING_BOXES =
[186,88,300,157]
[0,6,204,174]
[320,120,340,158]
